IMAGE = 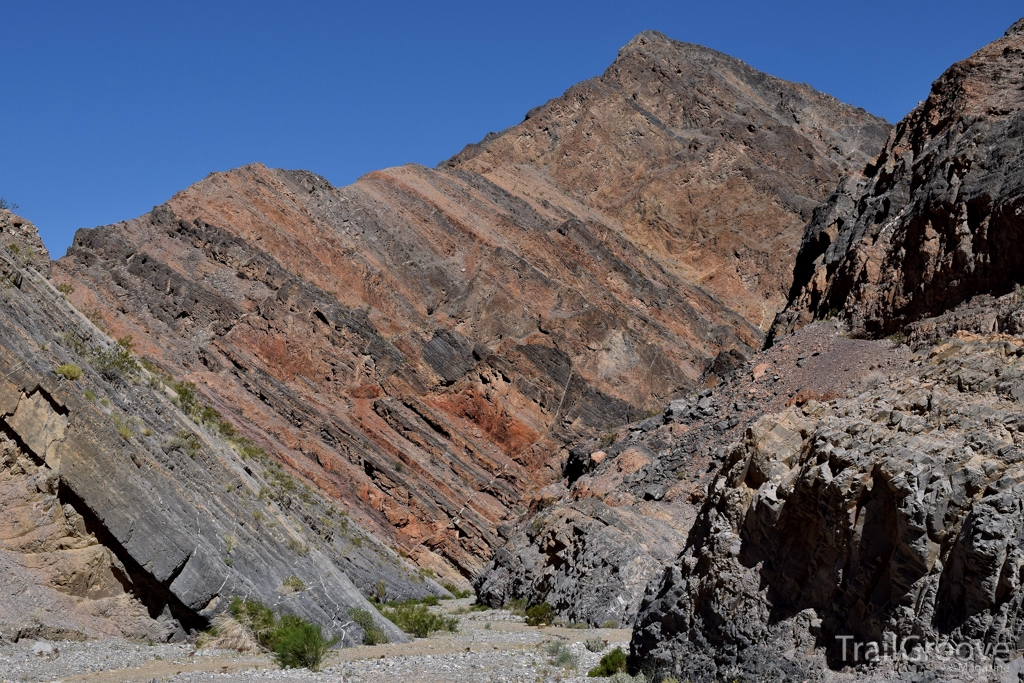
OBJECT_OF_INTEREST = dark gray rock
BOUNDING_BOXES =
[772,20,1024,341]
[632,333,1024,681]
[0,242,438,645]
[474,497,689,627]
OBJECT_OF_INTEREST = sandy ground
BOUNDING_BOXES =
[0,600,632,683]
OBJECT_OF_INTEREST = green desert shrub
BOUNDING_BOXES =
[349,607,388,645]
[441,582,473,599]
[378,602,458,638]
[588,646,627,677]
[93,336,141,381]
[55,363,82,380]
[229,597,276,649]
[525,602,555,626]
[269,614,338,672]
[546,640,579,669]
[225,598,337,670]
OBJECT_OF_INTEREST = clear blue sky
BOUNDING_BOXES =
[2,1,1021,256]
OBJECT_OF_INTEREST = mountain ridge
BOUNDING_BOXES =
[50,31,889,595]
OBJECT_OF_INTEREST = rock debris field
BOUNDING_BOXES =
[0,601,630,683]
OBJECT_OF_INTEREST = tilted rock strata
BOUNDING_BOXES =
[0,433,172,642]
[449,30,890,330]
[633,315,1024,681]
[773,19,1024,340]
[54,33,888,581]
[0,228,431,644]
[1,208,50,276]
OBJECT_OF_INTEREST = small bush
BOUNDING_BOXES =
[55,363,82,381]
[229,598,277,649]
[57,283,75,295]
[93,336,141,382]
[349,607,388,645]
[600,619,620,629]
[286,538,310,556]
[588,646,627,677]
[441,582,473,599]
[585,636,606,652]
[112,415,134,441]
[282,575,306,593]
[168,430,201,459]
[269,614,338,672]
[525,602,555,626]
[83,389,96,401]
[546,640,579,669]
[379,602,458,638]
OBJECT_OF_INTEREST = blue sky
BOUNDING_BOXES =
[2,1,1021,256]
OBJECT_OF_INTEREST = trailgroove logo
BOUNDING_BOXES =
[835,634,1018,665]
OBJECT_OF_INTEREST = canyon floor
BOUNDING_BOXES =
[0,599,630,683]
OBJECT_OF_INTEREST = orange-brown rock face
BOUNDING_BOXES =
[448,31,890,330]
[54,32,888,581]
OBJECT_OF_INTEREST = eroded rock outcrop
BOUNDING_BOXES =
[633,322,1024,681]
[632,19,1024,681]
[477,321,909,630]
[0,218,434,645]
[773,19,1024,340]
[53,33,888,584]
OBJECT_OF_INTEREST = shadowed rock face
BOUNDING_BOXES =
[53,32,888,583]
[772,19,1024,340]
[630,19,1024,682]
[0,226,427,645]
[632,318,1024,682]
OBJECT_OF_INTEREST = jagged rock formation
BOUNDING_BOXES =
[1,208,50,276]
[0,220,435,645]
[53,33,887,584]
[633,316,1024,682]
[773,19,1024,340]
[0,432,171,642]
[632,19,1024,681]
[477,321,909,629]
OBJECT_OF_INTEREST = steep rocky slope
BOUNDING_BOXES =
[450,31,889,329]
[633,313,1024,682]
[773,19,1024,340]
[630,19,1024,682]
[476,321,909,629]
[0,214,433,645]
[53,33,888,584]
